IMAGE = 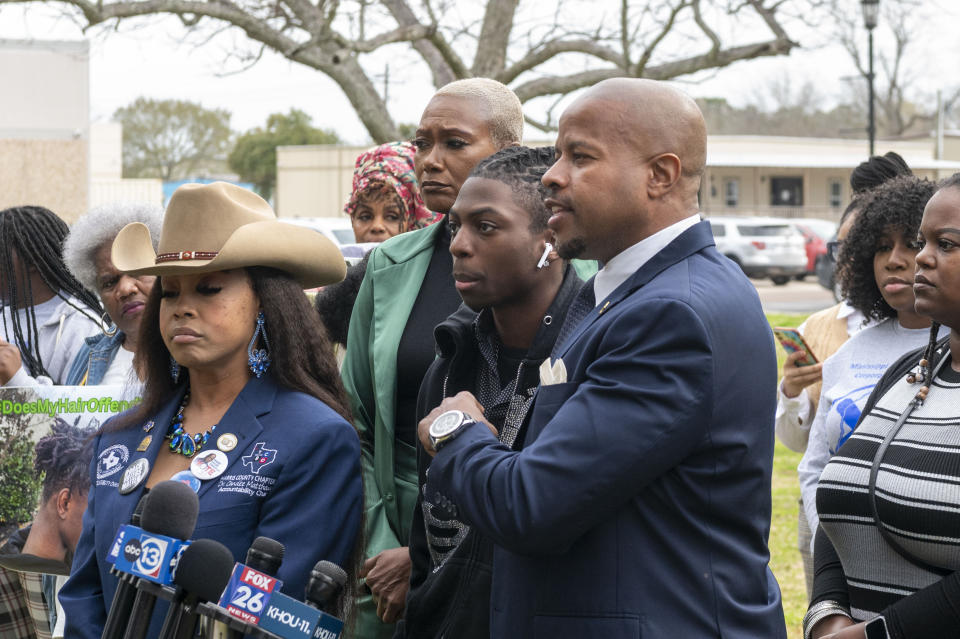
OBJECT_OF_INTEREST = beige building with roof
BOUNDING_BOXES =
[277,134,960,222]
[0,39,161,222]
[700,135,960,220]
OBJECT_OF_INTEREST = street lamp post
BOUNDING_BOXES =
[862,0,880,156]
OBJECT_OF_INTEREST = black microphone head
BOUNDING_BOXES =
[305,560,347,609]
[131,495,148,527]
[173,539,236,602]
[245,536,284,576]
[140,480,200,539]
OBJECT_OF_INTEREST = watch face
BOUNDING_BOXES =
[864,616,888,639]
[430,410,465,438]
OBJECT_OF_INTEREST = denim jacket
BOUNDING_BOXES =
[64,331,125,386]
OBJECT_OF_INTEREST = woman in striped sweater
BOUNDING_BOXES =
[806,173,960,639]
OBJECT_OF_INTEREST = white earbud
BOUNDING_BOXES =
[537,243,554,269]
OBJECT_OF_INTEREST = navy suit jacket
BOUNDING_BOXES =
[425,221,786,638]
[59,375,362,639]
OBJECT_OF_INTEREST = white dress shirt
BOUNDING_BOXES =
[592,214,701,305]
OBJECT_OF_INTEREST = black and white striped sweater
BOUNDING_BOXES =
[816,340,960,632]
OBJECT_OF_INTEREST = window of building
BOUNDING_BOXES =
[724,179,739,207]
[829,179,843,208]
[770,177,803,207]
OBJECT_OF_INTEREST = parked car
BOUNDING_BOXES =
[707,216,808,285]
[284,217,356,246]
[791,218,837,280]
[816,234,843,301]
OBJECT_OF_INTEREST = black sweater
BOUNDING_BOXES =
[394,265,583,639]
[811,336,960,638]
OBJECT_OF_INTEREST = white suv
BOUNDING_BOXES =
[707,216,808,285]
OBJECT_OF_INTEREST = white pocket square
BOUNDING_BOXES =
[539,358,567,386]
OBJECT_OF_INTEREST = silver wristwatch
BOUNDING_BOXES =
[428,410,475,451]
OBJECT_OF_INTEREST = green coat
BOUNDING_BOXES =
[341,223,441,639]
[341,222,596,638]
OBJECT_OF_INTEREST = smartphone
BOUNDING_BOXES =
[773,327,818,366]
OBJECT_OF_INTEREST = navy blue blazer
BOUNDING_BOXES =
[59,375,362,639]
[426,221,786,638]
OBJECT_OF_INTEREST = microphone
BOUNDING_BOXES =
[246,537,284,576]
[157,539,235,639]
[219,538,285,626]
[102,496,149,639]
[120,481,200,639]
[252,560,350,639]
[201,537,285,639]
[304,561,346,615]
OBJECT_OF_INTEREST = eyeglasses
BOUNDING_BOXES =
[827,240,841,261]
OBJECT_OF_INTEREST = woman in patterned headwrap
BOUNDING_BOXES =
[344,141,439,244]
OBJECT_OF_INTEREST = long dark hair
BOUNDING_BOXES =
[0,206,103,377]
[110,266,352,431]
[108,266,363,625]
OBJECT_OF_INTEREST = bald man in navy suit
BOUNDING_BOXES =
[417,78,786,638]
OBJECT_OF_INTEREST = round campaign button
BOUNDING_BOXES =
[216,433,238,452]
[190,449,229,481]
[171,470,201,493]
[118,458,150,495]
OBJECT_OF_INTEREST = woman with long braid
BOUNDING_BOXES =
[805,172,960,638]
[0,206,102,386]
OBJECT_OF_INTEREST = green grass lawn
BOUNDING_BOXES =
[767,312,808,639]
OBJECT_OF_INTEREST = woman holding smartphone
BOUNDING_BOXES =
[797,174,945,548]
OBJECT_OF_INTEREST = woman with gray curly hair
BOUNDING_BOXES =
[62,202,163,386]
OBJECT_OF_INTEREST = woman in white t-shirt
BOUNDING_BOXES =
[61,203,164,388]
[799,175,945,546]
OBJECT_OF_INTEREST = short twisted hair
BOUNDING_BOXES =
[838,174,936,321]
[34,419,92,503]
[434,78,523,148]
[468,146,556,231]
[63,202,163,291]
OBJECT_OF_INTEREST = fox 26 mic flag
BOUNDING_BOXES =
[218,563,284,625]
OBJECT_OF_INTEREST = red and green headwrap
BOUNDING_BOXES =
[344,141,441,231]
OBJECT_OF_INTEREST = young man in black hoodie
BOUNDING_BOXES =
[394,146,583,639]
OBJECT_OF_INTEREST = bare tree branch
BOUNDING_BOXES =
[471,0,519,77]
[692,0,721,58]
[514,37,795,102]
[500,38,625,85]
[0,0,812,142]
[347,23,437,53]
[380,0,459,86]
[633,1,688,75]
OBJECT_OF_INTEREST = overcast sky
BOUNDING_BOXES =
[1,1,958,145]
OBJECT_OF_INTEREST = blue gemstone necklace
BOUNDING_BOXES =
[166,391,216,458]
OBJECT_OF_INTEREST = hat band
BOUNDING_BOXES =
[155,250,220,264]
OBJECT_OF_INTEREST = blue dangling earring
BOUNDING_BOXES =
[248,311,271,378]
[170,356,181,383]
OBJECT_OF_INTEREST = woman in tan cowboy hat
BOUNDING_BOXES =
[59,182,363,638]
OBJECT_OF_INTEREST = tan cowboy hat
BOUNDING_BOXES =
[112,182,346,288]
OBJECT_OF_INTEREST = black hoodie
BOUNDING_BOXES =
[395,264,583,639]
